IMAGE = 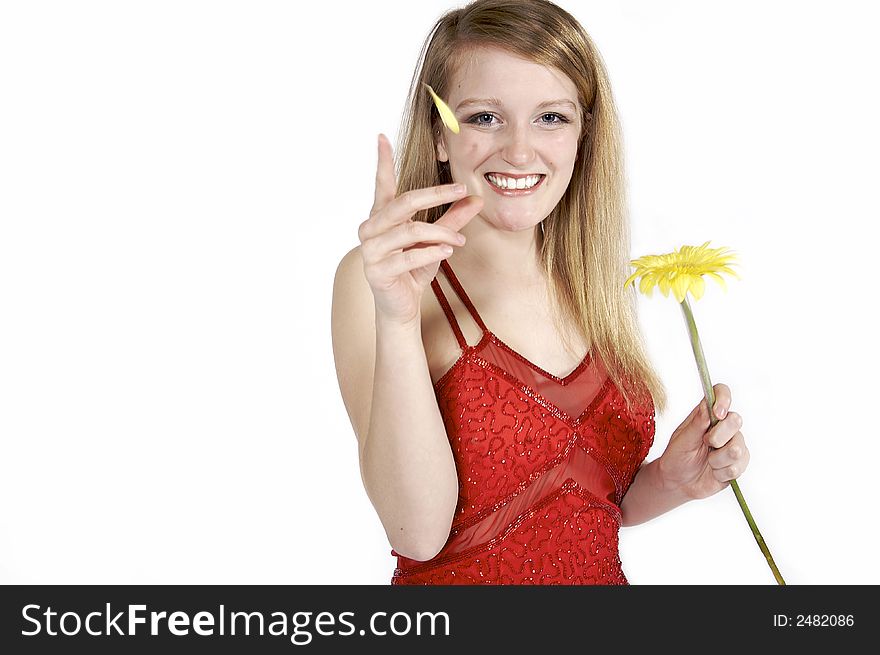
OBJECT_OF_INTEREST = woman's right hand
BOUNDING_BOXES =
[358,133,483,326]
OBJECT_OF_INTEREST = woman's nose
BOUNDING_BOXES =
[500,125,536,167]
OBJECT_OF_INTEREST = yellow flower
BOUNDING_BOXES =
[424,83,460,134]
[626,239,785,584]
[625,241,740,303]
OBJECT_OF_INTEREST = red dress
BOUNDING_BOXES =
[390,259,656,585]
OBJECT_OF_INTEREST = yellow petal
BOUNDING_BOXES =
[658,275,672,297]
[706,271,727,292]
[670,274,687,303]
[424,84,460,134]
[689,275,705,300]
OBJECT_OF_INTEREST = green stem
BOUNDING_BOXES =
[680,295,786,585]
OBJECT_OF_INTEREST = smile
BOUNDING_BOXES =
[484,173,546,195]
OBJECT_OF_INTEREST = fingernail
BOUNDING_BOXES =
[456,233,466,244]
[453,183,466,194]
[715,403,727,419]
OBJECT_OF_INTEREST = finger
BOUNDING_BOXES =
[361,182,469,243]
[434,194,484,234]
[713,461,745,483]
[373,183,468,232]
[372,220,467,255]
[707,431,749,469]
[380,244,454,278]
[704,411,743,449]
[679,396,710,433]
[711,382,731,420]
[372,133,397,213]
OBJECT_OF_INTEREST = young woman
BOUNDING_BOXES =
[332,0,749,584]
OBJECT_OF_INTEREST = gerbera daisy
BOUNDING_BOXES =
[625,241,739,303]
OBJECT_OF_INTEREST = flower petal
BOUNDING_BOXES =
[671,274,689,303]
[658,275,672,297]
[689,275,705,300]
[706,271,727,292]
[424,84,460,134]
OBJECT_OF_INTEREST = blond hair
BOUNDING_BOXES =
[395,0,667,415]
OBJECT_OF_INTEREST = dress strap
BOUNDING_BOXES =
[438,259,489,333]
[429,276,468,350]
[430,260,490,350]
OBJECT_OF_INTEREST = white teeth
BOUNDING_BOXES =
[486,174,542,190]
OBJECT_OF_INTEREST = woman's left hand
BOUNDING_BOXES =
[657,382,750,500]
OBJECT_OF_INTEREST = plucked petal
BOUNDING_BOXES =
[424,84,460,134]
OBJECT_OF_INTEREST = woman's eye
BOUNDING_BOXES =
[466,112,570,127]
[540,113,569,124]
[469,113,496,125]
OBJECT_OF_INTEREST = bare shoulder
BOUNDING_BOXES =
[331,245,376,445]
[333,244,368,300]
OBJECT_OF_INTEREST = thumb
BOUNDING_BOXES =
[675,397,712,447]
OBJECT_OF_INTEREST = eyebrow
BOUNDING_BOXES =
[454,97,578,112]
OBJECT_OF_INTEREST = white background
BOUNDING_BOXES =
[1,0,878,585]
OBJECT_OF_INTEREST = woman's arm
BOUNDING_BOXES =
[619,458,692,527]
[331,245,459,561]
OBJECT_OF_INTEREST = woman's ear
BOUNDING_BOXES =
[435,128,449,163]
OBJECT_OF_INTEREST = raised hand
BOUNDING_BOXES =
[358,133,483,326]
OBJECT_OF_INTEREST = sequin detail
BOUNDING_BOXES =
[391,259,655,585]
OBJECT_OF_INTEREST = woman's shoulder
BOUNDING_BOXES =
[332,245,372,315]
[334,244,364,281]
[331,244,373,362]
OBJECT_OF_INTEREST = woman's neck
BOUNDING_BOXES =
[451,217,545,284]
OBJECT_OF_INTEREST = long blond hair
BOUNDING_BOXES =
[395,0,667,415]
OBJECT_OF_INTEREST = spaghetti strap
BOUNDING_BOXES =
[438,259,489,333]
[430,276,468,350]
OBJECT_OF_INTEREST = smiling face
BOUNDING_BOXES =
[435,46,583,232]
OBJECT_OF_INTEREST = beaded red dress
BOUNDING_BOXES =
[390,259,656,585]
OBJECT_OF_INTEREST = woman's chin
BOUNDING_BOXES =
[484,213,545,233]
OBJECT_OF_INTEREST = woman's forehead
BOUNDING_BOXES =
[447,47,578,106]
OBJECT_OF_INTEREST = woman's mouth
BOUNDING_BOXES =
[484,173,546,196]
